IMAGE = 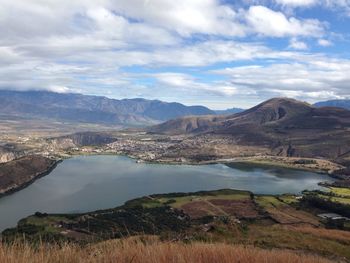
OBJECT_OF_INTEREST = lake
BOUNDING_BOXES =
[0,155,332,231]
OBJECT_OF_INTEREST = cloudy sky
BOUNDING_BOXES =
[1,0,350,109]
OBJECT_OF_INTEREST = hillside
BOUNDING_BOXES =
[3,189,350,261]
[0,156,59,196]
[314,99,350,110]
[148,98,350,163]
[0,90,214,126]
[149,98,350,134]
[0,239,333,263]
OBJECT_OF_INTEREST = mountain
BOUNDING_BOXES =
[314,99,350,110]
[215,108,244,115]
[149,98,318,134]
[0,90,214,125]
[148,98,350,162]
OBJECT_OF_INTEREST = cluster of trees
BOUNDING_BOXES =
[302,194,350,218]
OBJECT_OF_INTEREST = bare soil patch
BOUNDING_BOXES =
[180,199,260,220]
[208,199,260,219]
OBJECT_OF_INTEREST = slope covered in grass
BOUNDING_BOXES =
[0,238,335,263]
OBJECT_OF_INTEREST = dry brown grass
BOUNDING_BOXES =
[0,237,336,263]
[286,226,350,243]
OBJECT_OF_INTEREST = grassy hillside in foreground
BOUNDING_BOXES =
[3,189,350,261]
[0,237,335,263]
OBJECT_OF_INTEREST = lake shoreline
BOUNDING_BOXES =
[0,155,334,232]
[68,150,342,172]
[0,152,340,201]
[0,158,62,200]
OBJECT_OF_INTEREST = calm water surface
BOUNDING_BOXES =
[0,155,332,231]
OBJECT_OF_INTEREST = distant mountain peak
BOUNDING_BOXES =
[256,97,312,109]
[149,97,349,135]
[230,97,312,125]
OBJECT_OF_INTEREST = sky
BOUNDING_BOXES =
[1,0,350,109]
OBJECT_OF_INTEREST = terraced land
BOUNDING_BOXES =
[3,189,350,261]
[255,196,320,226]
[153,190,259,220]
[330,187,350,198]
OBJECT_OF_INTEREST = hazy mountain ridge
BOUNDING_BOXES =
[0,90,214,125]
[6,90,345,127]
[215,108,244,115]
[314,99,350,110]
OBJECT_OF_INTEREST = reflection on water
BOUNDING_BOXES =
[225,162,315,179]
[0,155,332,231]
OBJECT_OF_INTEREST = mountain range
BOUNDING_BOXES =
[0,90,214,125]
[1,90,349,127]
[314,99,350,110]
[215,108,244,115]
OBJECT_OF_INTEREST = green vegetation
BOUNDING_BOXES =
[3,188,350,261]
[303,187,350,206]
[278,194,300,205]
[330,187,350,198]
[293,159,317,165]
[302,188,350,218]
[255,196,284,208]
[331,196,350,204]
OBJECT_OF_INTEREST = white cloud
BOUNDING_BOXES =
[288,38,308,50]
[85,7,178,46]
[246,5,324,37]
[11,39,279,68]
[153,72,239,96]
[275,0,316,7]
[213,57,350,102]
[154,73,193,87]
[318,39,333,47]
[323,0,350,15]
[108,0,247,37]
[0,0,347,108]
[47,85,72,93]
[0,37,291,99]
[0,47,22,65]
[0,0,247,39]
[272,0,350,15]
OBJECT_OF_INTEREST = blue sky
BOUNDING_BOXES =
[0,0,350,109]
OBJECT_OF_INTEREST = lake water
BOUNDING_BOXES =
[0,155,332,231]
